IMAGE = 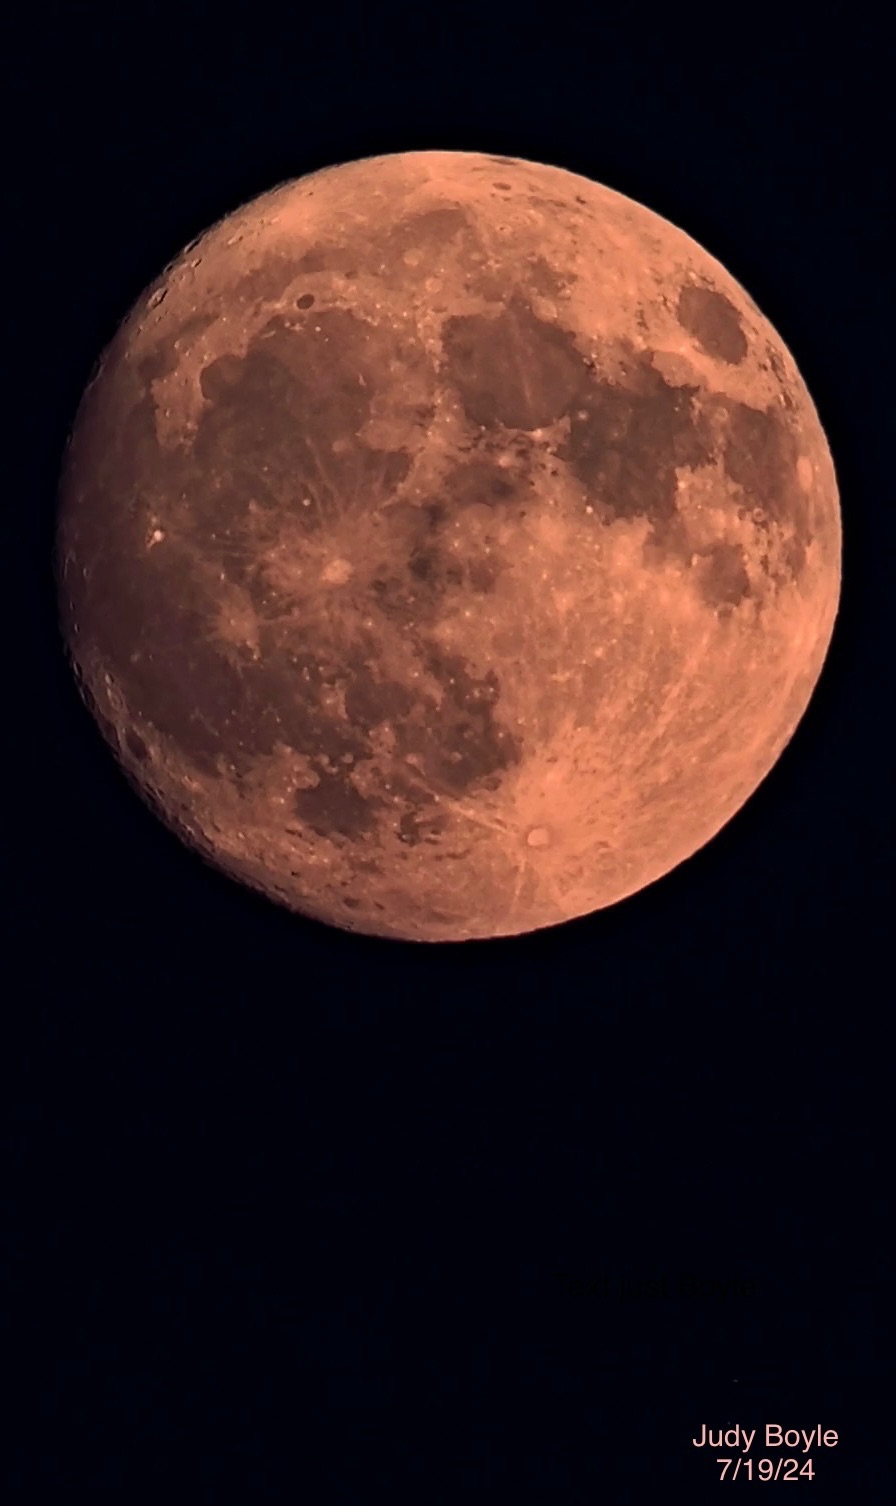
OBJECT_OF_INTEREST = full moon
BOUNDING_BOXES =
[56,151,841,941]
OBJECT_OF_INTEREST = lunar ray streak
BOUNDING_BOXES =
[449,802,512,838]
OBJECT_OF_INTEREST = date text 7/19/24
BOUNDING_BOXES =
[718,1457,815,1481]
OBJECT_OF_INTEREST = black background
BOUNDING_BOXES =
[8,5,889,1499]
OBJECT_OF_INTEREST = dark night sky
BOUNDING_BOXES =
[9,6,890,1499]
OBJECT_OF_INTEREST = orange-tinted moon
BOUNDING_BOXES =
[56,151,841,941]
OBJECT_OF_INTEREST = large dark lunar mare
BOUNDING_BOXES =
[59,303,526,847]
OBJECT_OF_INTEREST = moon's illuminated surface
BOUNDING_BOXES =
[56,151,841,941]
